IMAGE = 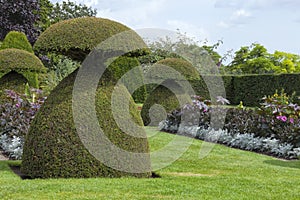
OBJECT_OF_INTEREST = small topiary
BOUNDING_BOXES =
[141,58,200,126]
[34,17,147,62]
[0,31,34,53]
[21,69,151,178]
[0,48,46,89]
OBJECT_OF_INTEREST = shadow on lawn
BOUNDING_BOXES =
[264,159,300,169]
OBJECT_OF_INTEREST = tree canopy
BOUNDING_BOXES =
[0,0,40,44]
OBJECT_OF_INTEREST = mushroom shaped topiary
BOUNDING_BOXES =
[141,58,200,126]
[21,18,151,179]
[0,48,46,101]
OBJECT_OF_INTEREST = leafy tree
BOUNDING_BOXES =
[139,31,223,74]
[0,0,40,44]
[38,0,97,32]
[271,51,300,73]
[225,43,300,74]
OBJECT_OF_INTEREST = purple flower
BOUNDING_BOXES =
[276,115,287,122]
[15,103,21,108]
[281,116,287,122]
[290,118,294,124]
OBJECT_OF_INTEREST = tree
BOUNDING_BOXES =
[226,43,274,74]
[139,31,223,74]
[225,43,300,74]
[38,0,97,32]
[0,0,40,44]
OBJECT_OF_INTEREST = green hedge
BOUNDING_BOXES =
[189,73,300,107]
[232,74,300,106]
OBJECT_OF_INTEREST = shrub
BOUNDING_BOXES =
[21,69,151,179]
[0,31,34,53]
[258,90,300,146]
[0,48,47,90]
[141,58,200,126]
[0,89,45,159]
[107,56,147,103]
[161,93,300,148]
[34,17,147,62]
[0,72,28,103]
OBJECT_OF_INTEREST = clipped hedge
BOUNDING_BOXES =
[0,31,34,53]
[188,73,300,107]
[141,58,199,125]
[34,17,147,62]
[0,48,46,90]
[231,73,300,106]
[21,69,151,179]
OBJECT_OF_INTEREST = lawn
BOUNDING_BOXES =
[0,127,299,200]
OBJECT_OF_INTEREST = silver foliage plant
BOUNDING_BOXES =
[0,134,23,159]
[159,123,300,159]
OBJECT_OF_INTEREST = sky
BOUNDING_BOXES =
[50,0,300,61]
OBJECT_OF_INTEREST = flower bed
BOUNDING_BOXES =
[159,91,300,159]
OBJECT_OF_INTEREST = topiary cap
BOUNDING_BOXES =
[147,58,200,81]
[34,17,147,62]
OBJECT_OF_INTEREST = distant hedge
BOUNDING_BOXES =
[192,73,300,107]
[34,17,147,62]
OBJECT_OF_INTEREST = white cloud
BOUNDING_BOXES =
[233,9,251,18]
[166,20,210,42]
[218,9,252,28]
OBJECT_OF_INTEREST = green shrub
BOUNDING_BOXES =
[107,56,147,103]
[0,31,34,53]
[21,69,151,179]
[0,48,46,88]
[0,72,28,103]
[141,58,199,126]
[34,17,147,62]
[146,58,200,80]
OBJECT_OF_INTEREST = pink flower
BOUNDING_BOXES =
[276,115,287,122]
[290,118,294,124]
[281,116,287,122]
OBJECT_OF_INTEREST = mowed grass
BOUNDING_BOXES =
[0,127,299,200]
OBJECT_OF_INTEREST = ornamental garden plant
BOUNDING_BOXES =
[159,91,300,159]
[21,17,151,179]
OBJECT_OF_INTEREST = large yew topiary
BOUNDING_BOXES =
[21,69,151,178]
[0,48,46,100]
[141,58,200,126]
[21,18,151,179]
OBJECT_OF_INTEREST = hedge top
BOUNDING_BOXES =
[147,58,200,80]
[0,48,46,73]
[0,31,34,53]
[34,17,147,61]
